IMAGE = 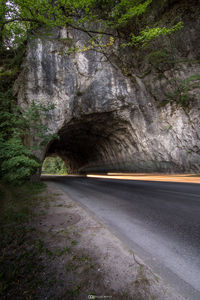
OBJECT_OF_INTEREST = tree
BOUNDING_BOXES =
[0,0,182,50]
[0,88,58,184]
[0,0,6,48]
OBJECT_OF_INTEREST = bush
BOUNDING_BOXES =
[0,137,40,184]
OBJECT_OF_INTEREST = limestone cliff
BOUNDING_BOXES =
[15,3,200,174]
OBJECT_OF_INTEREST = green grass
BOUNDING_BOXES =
[0,182,100,299]
[0,181,150,300]
[0,182,46,299]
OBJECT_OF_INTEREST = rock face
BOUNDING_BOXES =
[15,6,200,174]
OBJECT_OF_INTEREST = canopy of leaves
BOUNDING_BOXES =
[0,88,58,184]
[0,0,182,50]
[0,49,58,184]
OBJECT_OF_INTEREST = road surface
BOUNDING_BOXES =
[43,176,200,300]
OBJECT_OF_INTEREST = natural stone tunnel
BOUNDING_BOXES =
[46,112,137,174]
[15,7,200,174]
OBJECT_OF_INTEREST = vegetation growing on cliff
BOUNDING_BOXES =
[165,74,200,107]
[0,0,182,51]
[0,0,185,184]
[0,45,38,184]
[0,46,58,184]
[0,88,58,183]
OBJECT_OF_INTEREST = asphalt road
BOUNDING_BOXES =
[43,176,200,299]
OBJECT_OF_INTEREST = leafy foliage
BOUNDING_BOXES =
[0,60,58,184]
[145,49,171,68]
[1,0,183,50]
[42,156,67,175]
[110,0,154,29]
[130,21,182,47]
[0,137,40,183]
[165,74,200,107]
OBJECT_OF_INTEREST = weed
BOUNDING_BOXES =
[65,262,78,272]
[165,74,200,107]
[48,279,56,285]
[39,209,46,215]
[145,49,172,69]
[64,204,74,208]
[59,229,69,235]
[71,239,78,246]
[54,247,71,256]
[77,90,83,97]
[57,279,64,285]
[43,202,50,209]
[67,284,81,297]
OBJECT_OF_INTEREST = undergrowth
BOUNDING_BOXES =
[0,181,151,300]
[164,74,200,107]
[0,182,46,299]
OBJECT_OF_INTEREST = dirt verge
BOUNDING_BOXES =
[34,181,185,300]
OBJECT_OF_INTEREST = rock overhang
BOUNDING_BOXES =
[15,19,200,174]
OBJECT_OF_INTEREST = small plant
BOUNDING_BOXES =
[77,90,83,97]
[145,49,171,68]
[71,239,78,246]
[165,74,200,107]
[58,37,73,46]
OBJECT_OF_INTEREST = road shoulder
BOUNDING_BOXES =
[38,181,185,300]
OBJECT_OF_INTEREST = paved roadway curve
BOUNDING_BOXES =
[44,176,200,300]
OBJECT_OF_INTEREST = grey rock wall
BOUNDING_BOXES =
[15,14,200,174]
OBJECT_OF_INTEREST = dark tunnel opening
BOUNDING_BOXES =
[46,112,135,174]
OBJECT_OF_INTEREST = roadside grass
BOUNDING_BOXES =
[0,182,151,300]
[0,182,47,299]
[0,182,74,299]
[0,182,110,299]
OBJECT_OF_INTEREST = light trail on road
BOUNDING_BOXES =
[87,173,200,184]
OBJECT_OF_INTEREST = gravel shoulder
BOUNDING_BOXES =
[37,181,185,300]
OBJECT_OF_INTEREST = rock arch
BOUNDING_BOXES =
[15,26,200,174]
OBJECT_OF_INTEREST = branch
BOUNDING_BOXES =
[2,15,119,43]
[3,18,42,25]
[68,24,117,38]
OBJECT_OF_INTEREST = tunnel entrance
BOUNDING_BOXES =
[42,156,67,175]
[46,112,136,174]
